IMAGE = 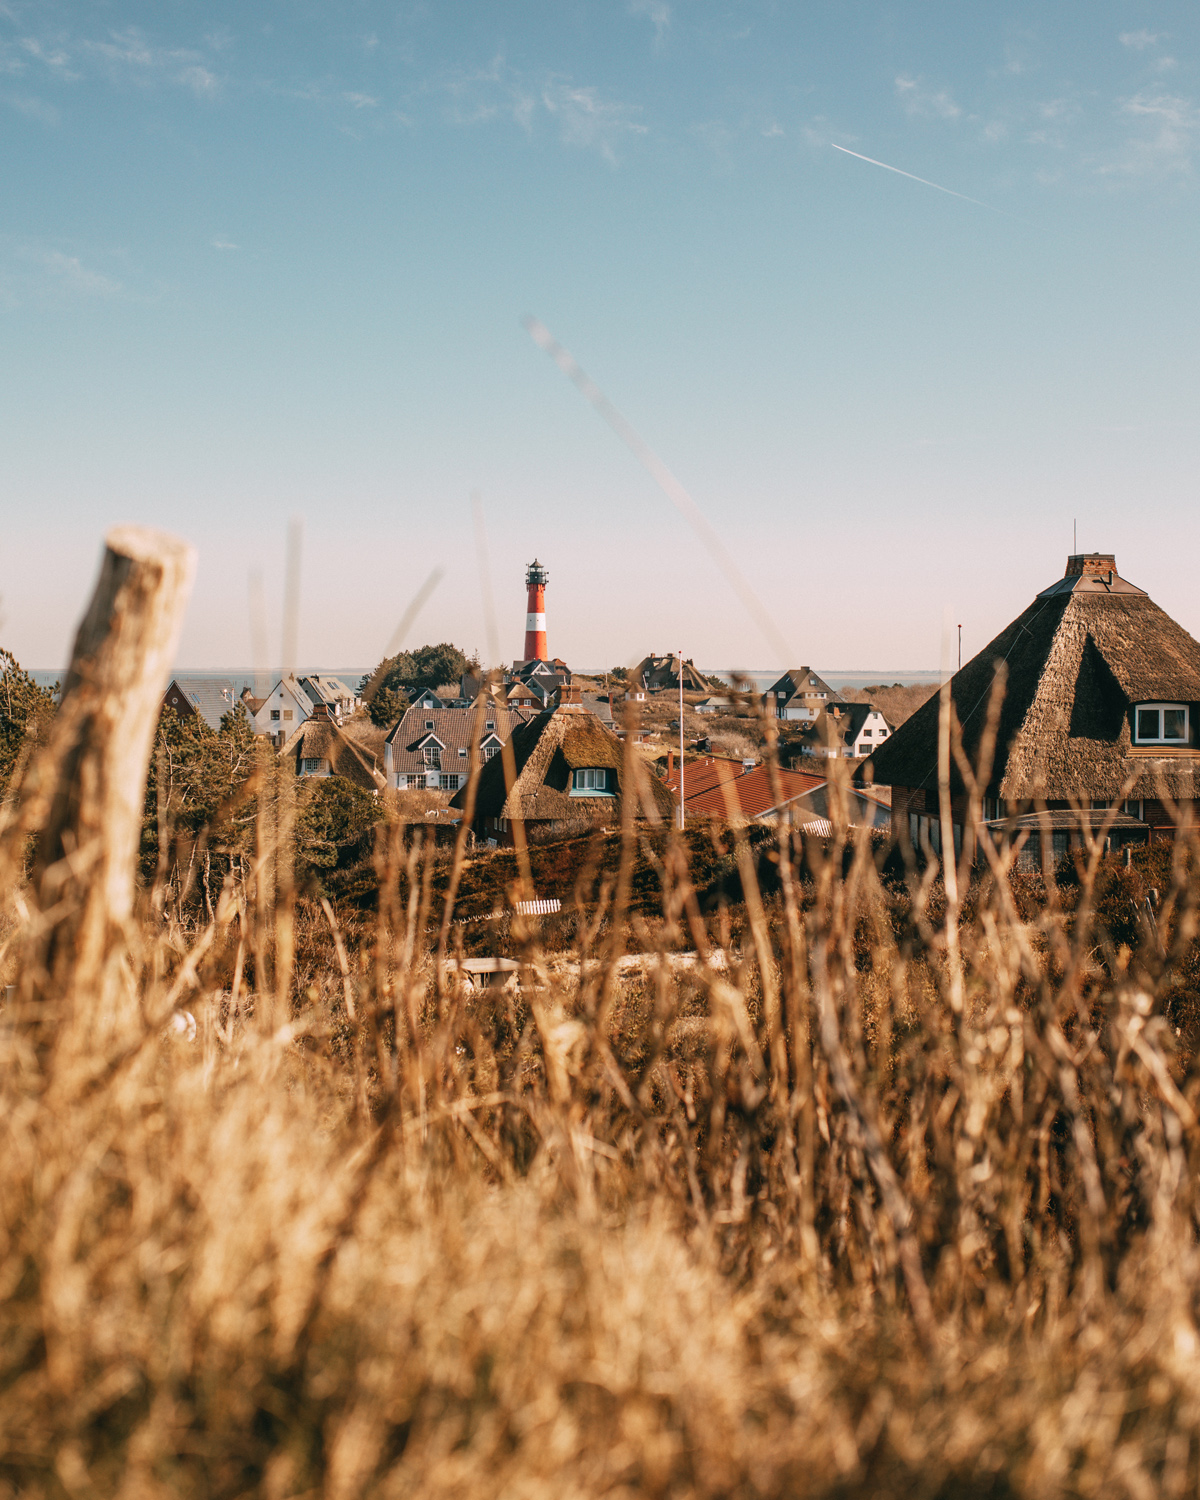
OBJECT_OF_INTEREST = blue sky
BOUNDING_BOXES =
[1,1,1197,673]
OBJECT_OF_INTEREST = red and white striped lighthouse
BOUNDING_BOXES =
[523,558,549,662]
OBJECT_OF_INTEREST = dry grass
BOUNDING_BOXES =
[3,691,1200,1499]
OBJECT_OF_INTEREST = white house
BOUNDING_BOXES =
[247,676,314,743]
[383,700,531,791]
[795,702,894,759]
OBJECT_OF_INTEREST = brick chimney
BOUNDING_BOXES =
[555,682,583,712]
[1065,553,1117,579]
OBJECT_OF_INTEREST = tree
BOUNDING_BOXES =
[294,776,383,880]
[0,649,57,798]
[362,642,473,721]
[141,700,259,901]
[367,685,409,729]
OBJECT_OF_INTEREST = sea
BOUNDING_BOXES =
[29,666,941,695]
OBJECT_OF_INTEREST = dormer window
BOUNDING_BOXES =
[572,767,612,794]
[1134,703,1189,745]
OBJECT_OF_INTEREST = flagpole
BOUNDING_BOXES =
[678,652,685,831]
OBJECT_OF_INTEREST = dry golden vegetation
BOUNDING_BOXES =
[4,549,1200,1498]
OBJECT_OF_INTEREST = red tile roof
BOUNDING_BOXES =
[663,757,826,820]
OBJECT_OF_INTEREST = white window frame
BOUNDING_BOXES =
[572,767,612,794]
[1134,703,1189,746]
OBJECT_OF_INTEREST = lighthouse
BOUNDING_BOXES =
[524,558,549,662]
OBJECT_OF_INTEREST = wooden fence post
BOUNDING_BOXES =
[31,525,196,1006]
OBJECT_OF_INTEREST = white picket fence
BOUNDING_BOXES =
[513,898,562,917]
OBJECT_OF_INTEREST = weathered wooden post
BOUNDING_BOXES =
[28,525,196,1016]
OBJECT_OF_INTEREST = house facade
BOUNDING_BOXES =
[762,667,842,722]
[246,676,314,744]
[866,553,1200,865]
[383,699,531,792]
[452,686,675,844]
[793,702,894,759]
[281,704,383,790]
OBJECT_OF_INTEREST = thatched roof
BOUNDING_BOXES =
[865,554,1200,801]
[450,706,675,823]
[282,715,383,792]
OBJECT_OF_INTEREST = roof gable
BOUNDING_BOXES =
[451,708,674,822]
[866,557,1200,800]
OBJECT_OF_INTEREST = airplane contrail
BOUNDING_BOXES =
[831,142,1005,214]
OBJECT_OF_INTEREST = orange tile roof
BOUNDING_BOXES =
[663,757,826,820]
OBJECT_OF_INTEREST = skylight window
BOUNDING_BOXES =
[1134,703,1189,745]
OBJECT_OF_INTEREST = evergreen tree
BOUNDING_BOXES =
[0,649,57,798]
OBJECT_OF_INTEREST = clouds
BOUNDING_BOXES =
[1103,88,1199,177]
[0,14,223,101]
[439,56,647,163]
[894,75,961,121]
[629,0,670,48]
[0,239,126,304]
[540,78,647,161]
[883,28,1198,190]
[41,249,121,297]
[1119,31,1162,52]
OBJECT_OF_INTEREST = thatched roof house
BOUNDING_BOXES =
[865,553,1200,856]
[631,653,708,694]
[281,706,383,793]
[450,690,675,844]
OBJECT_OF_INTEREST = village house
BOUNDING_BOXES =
[451,684,674,844]
[383,698,531,792]
[630,653,708,694]
[762,667,841,722]
[243,676,314,744]
[866,552,1200,865]
[281,704,383,790]
[662,755,890,832]
[791,702,893,759]
[162,677,238,732]
[298,674,359,722]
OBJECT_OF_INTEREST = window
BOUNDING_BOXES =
[483,745,501,761]
[423,746,441,768]
[572,767,611,793]
[270,709,280,721]
[458,747,467,757]
[425,720,434,730]
[300,757,327,774]
[1134,703,1189,745]
[861,729,873,738]
[439,773,459,790]
[486,720,495,729]
[283,710,293,721]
